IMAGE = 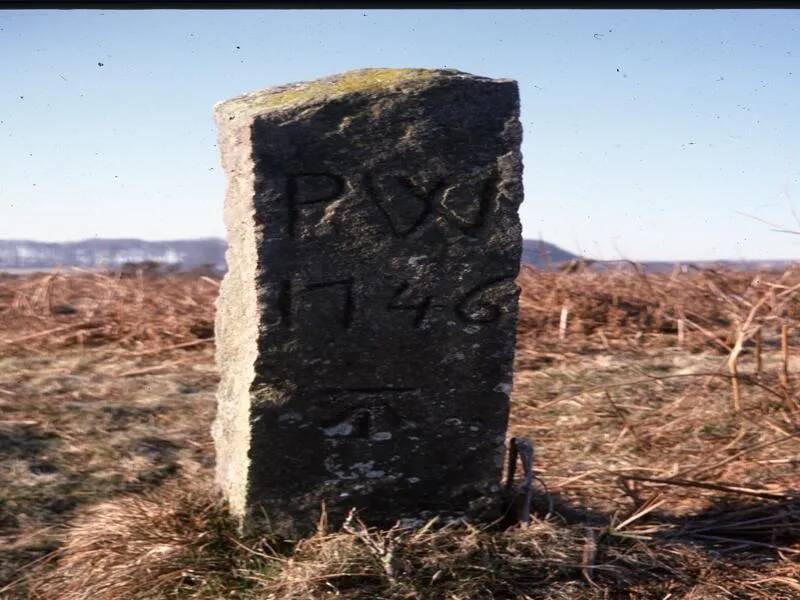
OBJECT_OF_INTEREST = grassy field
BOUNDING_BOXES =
[1,266,799,599]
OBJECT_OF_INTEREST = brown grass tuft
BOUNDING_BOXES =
[27,481,238,600]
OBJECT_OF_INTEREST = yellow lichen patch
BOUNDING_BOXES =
[217,68,445,120]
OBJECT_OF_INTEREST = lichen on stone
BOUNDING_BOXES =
[215,68,452,121]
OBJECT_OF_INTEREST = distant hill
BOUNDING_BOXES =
[521,240,578,268]
[0,238,578,272]
[0,239,227,271]
[600,259,797,273]
[519,242,796,273]
[0,238,790,274]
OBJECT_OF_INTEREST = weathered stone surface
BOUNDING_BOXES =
[212,68,524,535]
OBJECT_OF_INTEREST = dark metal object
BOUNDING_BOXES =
[505,437,535,524]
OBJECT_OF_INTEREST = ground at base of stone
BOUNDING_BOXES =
[1,269,799,599]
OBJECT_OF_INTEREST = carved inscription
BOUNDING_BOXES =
[277,279,292,327]
[441,169,499,238]
[286,173,346,238]
[456,277,520,323]
[301,278,355,329]
[259,280,292,328]
[366,175,446,238]
[283,169,499,241]
[262,278,354,329]
[387,282,434,328]
[264,276,516,330]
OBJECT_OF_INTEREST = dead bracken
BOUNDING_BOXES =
[1,265,799,598]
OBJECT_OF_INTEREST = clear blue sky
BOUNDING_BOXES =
[1,9,799,261]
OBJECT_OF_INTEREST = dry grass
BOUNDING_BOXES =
[19,480,800,600]
[25,482,238,600]
[2,265,800,599]
[0,268,218,357]
[516,262,800,355]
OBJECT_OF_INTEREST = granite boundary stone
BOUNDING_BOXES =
[212,68,524,535]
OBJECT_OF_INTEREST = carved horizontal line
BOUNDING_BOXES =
[318,387,419,394]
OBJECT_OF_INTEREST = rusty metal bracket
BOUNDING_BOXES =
[505,436,535,524]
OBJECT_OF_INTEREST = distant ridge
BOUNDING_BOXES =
[0,238,227,271]
[521,239,578,267]
[520,241,796,273]
[0,238,791,273]
[595,258,798,273]
[0,238,578,272]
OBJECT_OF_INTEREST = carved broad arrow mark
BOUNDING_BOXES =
[366,174,446,238]
[318,387,417,440]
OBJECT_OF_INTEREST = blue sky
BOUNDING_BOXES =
[1,9,798,261]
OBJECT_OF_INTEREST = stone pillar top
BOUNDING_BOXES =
[214,68,516,121]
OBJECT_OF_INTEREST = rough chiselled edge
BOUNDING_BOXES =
[211,110,259,529]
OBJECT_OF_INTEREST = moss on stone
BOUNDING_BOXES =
[215,68,451,121]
